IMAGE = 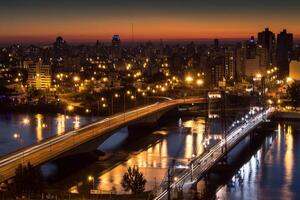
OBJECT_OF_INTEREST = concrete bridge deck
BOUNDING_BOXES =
[0,98,204,182]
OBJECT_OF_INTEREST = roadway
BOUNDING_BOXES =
[154,107,275,200]
[0,98,204,182]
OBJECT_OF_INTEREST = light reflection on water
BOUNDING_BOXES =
[67,117,222,194]
[0,113,100,156]
[216,122,300,200]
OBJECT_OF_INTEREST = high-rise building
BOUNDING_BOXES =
[289,60,300,81]
[224,47,236,80]
[245,56,261,77]
[111,35,121,59]
[27,59,51,90]
[276,29,293,78]
[207,41,225,86]
[214,39,219,49]
[236,44,246,80]
[293,45,300,61]
[258,28,275,50]
[246,36,256,59]
[258,28,276,65]
[53,36,68,57]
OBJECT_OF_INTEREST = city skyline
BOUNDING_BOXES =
[1,0,300,44]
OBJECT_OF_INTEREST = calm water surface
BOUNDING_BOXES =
[2,112,300,200]
[0,113,100,156]
[56,117,217,194]
[215,122,300,200]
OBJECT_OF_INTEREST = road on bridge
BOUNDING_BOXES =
[154,107,275,200]
[0,98,204,182]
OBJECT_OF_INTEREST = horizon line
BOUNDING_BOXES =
[1,37,300,46]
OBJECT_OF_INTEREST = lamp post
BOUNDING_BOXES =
[185,75,194,97]
[123,90,131,122]
[111,93,120,115]
[13,133,24,164]
[196,79,204,96]
[88,175,95,190]
[65,105,74,116]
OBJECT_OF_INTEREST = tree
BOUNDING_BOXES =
[121,166,146,194]
[287,82,300,110]
[12,163,44,197]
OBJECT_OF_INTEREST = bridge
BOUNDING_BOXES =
[154,107,275,200]
[0,98,204,182]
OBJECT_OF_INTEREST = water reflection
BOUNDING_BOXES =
[0,113,99,156]
[36,114,43,141]
[73,116,80,129]
[56,114,65,135]
[67,117,217,194]
[215,122,299,200]
[283,125,294,198]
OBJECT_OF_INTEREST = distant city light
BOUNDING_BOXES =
[22,118,30,125]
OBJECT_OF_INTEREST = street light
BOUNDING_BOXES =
[87,175,95,190]
[286,77,293,84]
[22,118,30,125]
[185,75,193,83]
[13,133,24,164]
[73,76,80,82]
[111,93,120,115]
[13,133,20,139]
[67,105,74,111]
[268,99,273,105]
[196,79,204,86]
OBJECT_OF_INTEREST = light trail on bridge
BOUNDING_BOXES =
[154,107,275,200]
[0,98,205,182]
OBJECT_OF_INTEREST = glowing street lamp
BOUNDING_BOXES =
[22,118,30,125]
[268,99,273,105]
[286,77,293,84]
[255,73,262,80]
[277,99,282,104]
[111,93,120,115]
[73,76,80,82]
[87,175,95,189]
[13,133,20,139]
[185,75,193,83]
[196,79,204,86]
[67,105,74,111]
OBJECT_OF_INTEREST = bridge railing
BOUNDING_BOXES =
[154,107,275,200]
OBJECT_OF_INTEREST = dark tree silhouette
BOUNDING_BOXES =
[121,166,146,194]
[12,163,44,197]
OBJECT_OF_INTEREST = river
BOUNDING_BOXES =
[1,112,300,199]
